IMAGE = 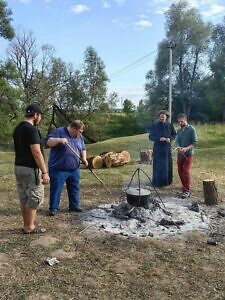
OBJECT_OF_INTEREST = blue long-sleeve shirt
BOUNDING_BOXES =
[47,127,86,170]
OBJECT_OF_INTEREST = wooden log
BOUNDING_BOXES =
[120,150,131,163]
[111,153,127,167]
[87,156,103,169]
[102,152,128,168]
[101,152,113,168]
[140,149,153,164]
[203,179,219,205]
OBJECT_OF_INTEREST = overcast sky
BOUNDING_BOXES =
[1,0,225,106]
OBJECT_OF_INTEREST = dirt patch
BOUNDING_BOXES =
[50,249,76,260]
[1,178,225,299]
[30,235,60,248]
[26,294,53,300]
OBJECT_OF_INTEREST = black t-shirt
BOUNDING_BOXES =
[13,121,42,168]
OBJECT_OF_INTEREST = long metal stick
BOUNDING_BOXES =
[66,143,112,194]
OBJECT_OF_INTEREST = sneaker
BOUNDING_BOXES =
[181,192,190,199]
[49,210,58,216]
[176,191,184,196]
[69,208,83,213]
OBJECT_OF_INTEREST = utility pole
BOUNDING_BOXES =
[167,41,175,122]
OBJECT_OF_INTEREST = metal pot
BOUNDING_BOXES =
[126,187,151,207]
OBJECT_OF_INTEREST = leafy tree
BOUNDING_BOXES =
[0,0,14,40]
[145,0,212,120]
[136,99,151,133]
[7,30,40,103]
[7,30,71,111]
[207,17,225,121]
[80,46,109,115]
[0,61,21,143]
[145,70,169,121]
[122,99,135,114]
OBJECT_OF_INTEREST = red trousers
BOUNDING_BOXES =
[177,154,193,192]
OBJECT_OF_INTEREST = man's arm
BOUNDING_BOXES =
[81,149,88,167]
[47,137,68,147]
[30,144,50,184]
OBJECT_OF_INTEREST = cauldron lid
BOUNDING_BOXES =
[126,187,150,196]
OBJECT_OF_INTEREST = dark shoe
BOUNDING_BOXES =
[49,210,58,216]
[69,208,83,213]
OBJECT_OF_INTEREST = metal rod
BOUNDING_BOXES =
[137,168,141,206]
[126,168,139,190]
[66,143,112,194]
[139,168,167,209]
[168,46,173,122]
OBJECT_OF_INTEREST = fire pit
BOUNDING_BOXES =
[81,168,220,239]
[81,197,215,238]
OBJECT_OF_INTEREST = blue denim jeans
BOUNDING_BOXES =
[49,168,80,211]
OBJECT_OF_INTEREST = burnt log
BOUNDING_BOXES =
[203,179,219,205]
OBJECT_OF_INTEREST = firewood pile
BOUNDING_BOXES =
[87,151,131,169]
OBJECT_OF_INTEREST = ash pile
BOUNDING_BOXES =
[82,196,212,238]
[82,168,217,238]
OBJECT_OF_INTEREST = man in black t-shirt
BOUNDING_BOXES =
[13,103,50,234]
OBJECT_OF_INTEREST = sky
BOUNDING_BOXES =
[1,0,225,107]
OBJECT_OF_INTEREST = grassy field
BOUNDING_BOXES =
[1,123,225,299]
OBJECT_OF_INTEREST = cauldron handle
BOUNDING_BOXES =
[126,168,139,190]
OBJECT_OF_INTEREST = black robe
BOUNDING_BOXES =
[149,121,176,187]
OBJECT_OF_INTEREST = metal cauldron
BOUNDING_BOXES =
[126,187,151,207]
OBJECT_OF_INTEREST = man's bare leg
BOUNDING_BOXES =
[21,203,36,232]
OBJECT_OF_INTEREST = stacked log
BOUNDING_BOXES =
[88,150,131,169]
[87,156,103,169]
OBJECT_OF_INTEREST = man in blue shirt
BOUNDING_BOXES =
[47,120,88,216]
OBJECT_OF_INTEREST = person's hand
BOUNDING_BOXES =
[178,147,188,153]
[83,159,89,167]
[42,173,50,185]
[166,138,170,143]
[60,138,68,144]
[160,137,167,142]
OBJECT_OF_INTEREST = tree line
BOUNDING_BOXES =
[0,0,225,146]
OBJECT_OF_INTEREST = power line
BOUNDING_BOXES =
[110,56,154,79]
[109,49,157,80]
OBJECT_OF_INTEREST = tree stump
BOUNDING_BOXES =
[203,179,219,205]
[140,149,153,164]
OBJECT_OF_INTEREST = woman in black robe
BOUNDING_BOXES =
[149,110,176,187]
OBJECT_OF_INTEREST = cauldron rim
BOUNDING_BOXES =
[126,187,150,196]
[126,187,150,207]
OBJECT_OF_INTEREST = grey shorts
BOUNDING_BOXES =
[14,165,44,209]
